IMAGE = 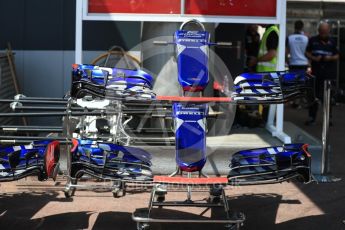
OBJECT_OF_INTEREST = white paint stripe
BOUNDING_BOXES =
[277,147,284,152]
[98,67,113,74]
[234,76,246,85]
[271,73,279,79]
[175,118,184,131]
[257,89,267,94]
[199,45,209,56]
[24,145,33,149]
[176,44,186,57]
[13,146,21,151]
[267,148,277,155]
[197,118,206,132]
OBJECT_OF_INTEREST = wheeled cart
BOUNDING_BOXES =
[132,176,245,230]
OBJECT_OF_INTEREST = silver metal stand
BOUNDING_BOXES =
[132,180,245,230]
[314,80,341,183]
[64,99,78,197]
[63,99,133,197]
[322,80,331,175]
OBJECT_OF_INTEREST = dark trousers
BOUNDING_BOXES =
[289,65,308,71]
[308,76,334,120]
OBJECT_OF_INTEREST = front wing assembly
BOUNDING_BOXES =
[232,71,314,104]
[70,139,153,181]
[228,144,312,185]
[0,140,60,182]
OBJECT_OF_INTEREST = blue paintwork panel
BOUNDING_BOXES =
[70,139,152,180]
[71,64,155,99]
[174,30,210,92]
[0,141,59,182]
[228,144,312,184]
[173,103,208,172]
[232,71,313,103]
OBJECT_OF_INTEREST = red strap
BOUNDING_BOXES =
[153,176,228,185]
[156,96,232,103]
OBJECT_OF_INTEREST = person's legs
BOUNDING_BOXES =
[289,65,309,109]
[289,65,308,71]
[306,75,324,125]
[308,102,318,122]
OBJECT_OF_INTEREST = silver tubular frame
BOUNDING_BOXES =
[132,181,245,230]
[321,80,331,175]
[63,98,152,197]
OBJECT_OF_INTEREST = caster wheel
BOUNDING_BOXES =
[225,223,241,230]
[112,189,125,198]
[154,195,165,202]
[64,188,76,198]
[209,195,221,204]
[225,224,239,230]
[37,173,47,182]
[210,186,223,197]
[137,222,150,230]
[64,190,71,198]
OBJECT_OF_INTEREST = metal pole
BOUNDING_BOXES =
[0,112,67,117]
[11,106,78,111]
[65,99,73,192]
[10,105,170,113]
[321,80,331,174]
[336,20,340,90]
[0,139,71,144]
[187,172,192,201]
[0,127,63,133]
[0,135,113,141]
[0,99,68,104]
[0,136,68,141]
[16,96,68,101]
[0,125,62,129]
[75,0,83,64]
[0,111,171,117]
[180,0,185,15]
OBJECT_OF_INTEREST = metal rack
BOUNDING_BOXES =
[0,95,162,197]
[132,176,245,230]
[63,98,136,198]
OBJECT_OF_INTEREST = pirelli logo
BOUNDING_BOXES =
[176,111,205,115]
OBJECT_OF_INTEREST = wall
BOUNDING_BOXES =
[0,0,141,98]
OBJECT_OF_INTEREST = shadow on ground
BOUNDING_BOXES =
[0,191,85,229]
[229,192,344,230]
[1,190,344,230]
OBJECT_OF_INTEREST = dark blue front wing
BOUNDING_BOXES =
[228,144,312,185]
[0,141,60,182]
[232,71,314,104]
[71,64,156,100]
[70,139,152,181]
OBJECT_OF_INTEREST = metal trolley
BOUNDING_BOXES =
[132,176,245,230]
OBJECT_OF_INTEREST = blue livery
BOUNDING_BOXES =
[228,144,311,184]
[173,103,208,172]
[0,140,60,182]
[175,30,210,92]
[70,139,152,181]
[71,64,155,100]
[232,71,314,103]
[66,20,314,187]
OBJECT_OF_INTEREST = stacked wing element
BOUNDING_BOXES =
[232,71,314,104]
[70,139,152,181]
[0,141,60,182]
